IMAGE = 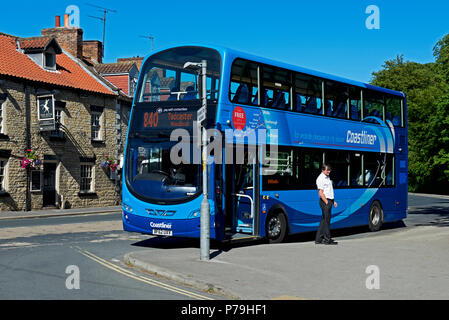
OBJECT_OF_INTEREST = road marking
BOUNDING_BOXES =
[73,247,213,300]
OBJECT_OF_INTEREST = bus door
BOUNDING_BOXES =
[225,147,259,236]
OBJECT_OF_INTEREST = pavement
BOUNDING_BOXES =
[0,205,121,220]
[2,193,449,300]
[123,224,449,300]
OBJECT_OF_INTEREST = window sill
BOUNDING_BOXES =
[78,191,97,197]
[0,191,10,197]
[91,139,105,145]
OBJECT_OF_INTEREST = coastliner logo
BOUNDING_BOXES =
[150,222,172,229]
[146,209,176,217]
[346,130,377,145]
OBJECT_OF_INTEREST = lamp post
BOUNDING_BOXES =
[183,60,209,261]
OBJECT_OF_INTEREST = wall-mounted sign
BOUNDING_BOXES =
[37,95,55,131]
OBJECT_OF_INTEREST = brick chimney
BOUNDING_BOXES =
[41,15,83,59]
[83,40,103,64]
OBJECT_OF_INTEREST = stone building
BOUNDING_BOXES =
[0,19,131,212]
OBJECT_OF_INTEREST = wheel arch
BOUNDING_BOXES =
[266,203,290,235]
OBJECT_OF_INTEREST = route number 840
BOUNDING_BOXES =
[144,112,159,128]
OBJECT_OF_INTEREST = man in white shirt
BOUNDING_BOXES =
[315,163,338,245]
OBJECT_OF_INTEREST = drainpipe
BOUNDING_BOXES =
[25,85,31,211]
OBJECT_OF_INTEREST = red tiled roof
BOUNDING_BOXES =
[95,62,136,74]
[0,34,114,96]
[19,37,52,50]
[117,57,144,70]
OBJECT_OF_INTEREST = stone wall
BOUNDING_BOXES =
[0,78,123,212]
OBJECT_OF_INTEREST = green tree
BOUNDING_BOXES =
[371,35,449,193]
[433,34,449,81]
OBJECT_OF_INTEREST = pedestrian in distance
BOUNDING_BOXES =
[315,163,338,245]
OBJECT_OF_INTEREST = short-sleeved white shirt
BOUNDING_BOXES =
[316,172,334,200]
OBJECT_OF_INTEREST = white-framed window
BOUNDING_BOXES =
[30,170,42,192]
[130,77,137,96]
[0,158,7,192]
[0,99,6,134]
[44,48,56,70]
[91,112,102,141]
[80,163,94,193]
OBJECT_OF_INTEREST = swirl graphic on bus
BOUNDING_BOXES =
[293,115,397,227]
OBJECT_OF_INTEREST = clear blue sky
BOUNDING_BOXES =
[1,0,448,83]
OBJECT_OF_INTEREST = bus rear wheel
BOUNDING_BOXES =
[368,201,383,232]
[266,212,287,243]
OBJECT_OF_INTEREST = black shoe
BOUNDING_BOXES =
[323,239,338,245]
[315,240,324,244]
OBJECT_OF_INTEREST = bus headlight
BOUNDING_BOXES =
[122,203,133,213]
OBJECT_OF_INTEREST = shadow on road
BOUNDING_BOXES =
[129,219,408,257]
[130,235,266,259]
[407,206,449,227]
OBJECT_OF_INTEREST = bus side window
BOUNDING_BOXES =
[295,73,323,115]
[364,90,385,123]
[231,82,250,104]
[296,94,307,112]
[349,86,361,120]
[324,150,349,187]
[349,153,363,186]
[385,96,403,127]
[385,154,395,186]
[262,65,291,109]
[272,90,287,109]
[230,59,259,106]
[325,81,349,119]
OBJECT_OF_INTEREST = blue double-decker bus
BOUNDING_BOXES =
[122,45,407,243]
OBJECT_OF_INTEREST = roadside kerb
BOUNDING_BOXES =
[123,252,241,300]
[408,192,449,199]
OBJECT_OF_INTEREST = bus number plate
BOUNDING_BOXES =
[152,229,173,236]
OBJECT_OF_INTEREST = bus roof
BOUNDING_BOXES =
[143,44,405,98]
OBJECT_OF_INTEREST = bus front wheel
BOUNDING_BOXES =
[266,212,287,243]
[368,201,383,232]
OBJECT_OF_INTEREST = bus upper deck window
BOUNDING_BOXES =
[137,47,221,103]
[262,66,291,109]
[349,87,362,121]
[325,81,349,119]
[295,74,323,115]
[230,59,258,106]
[364,90,385,123]
[385,96,403,127]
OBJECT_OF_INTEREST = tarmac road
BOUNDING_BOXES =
[124,193,449,300]
[0,193,448,300]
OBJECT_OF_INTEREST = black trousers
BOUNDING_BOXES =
[315,199,333,242]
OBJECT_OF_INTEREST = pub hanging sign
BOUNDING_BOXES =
[37,95,56,131]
